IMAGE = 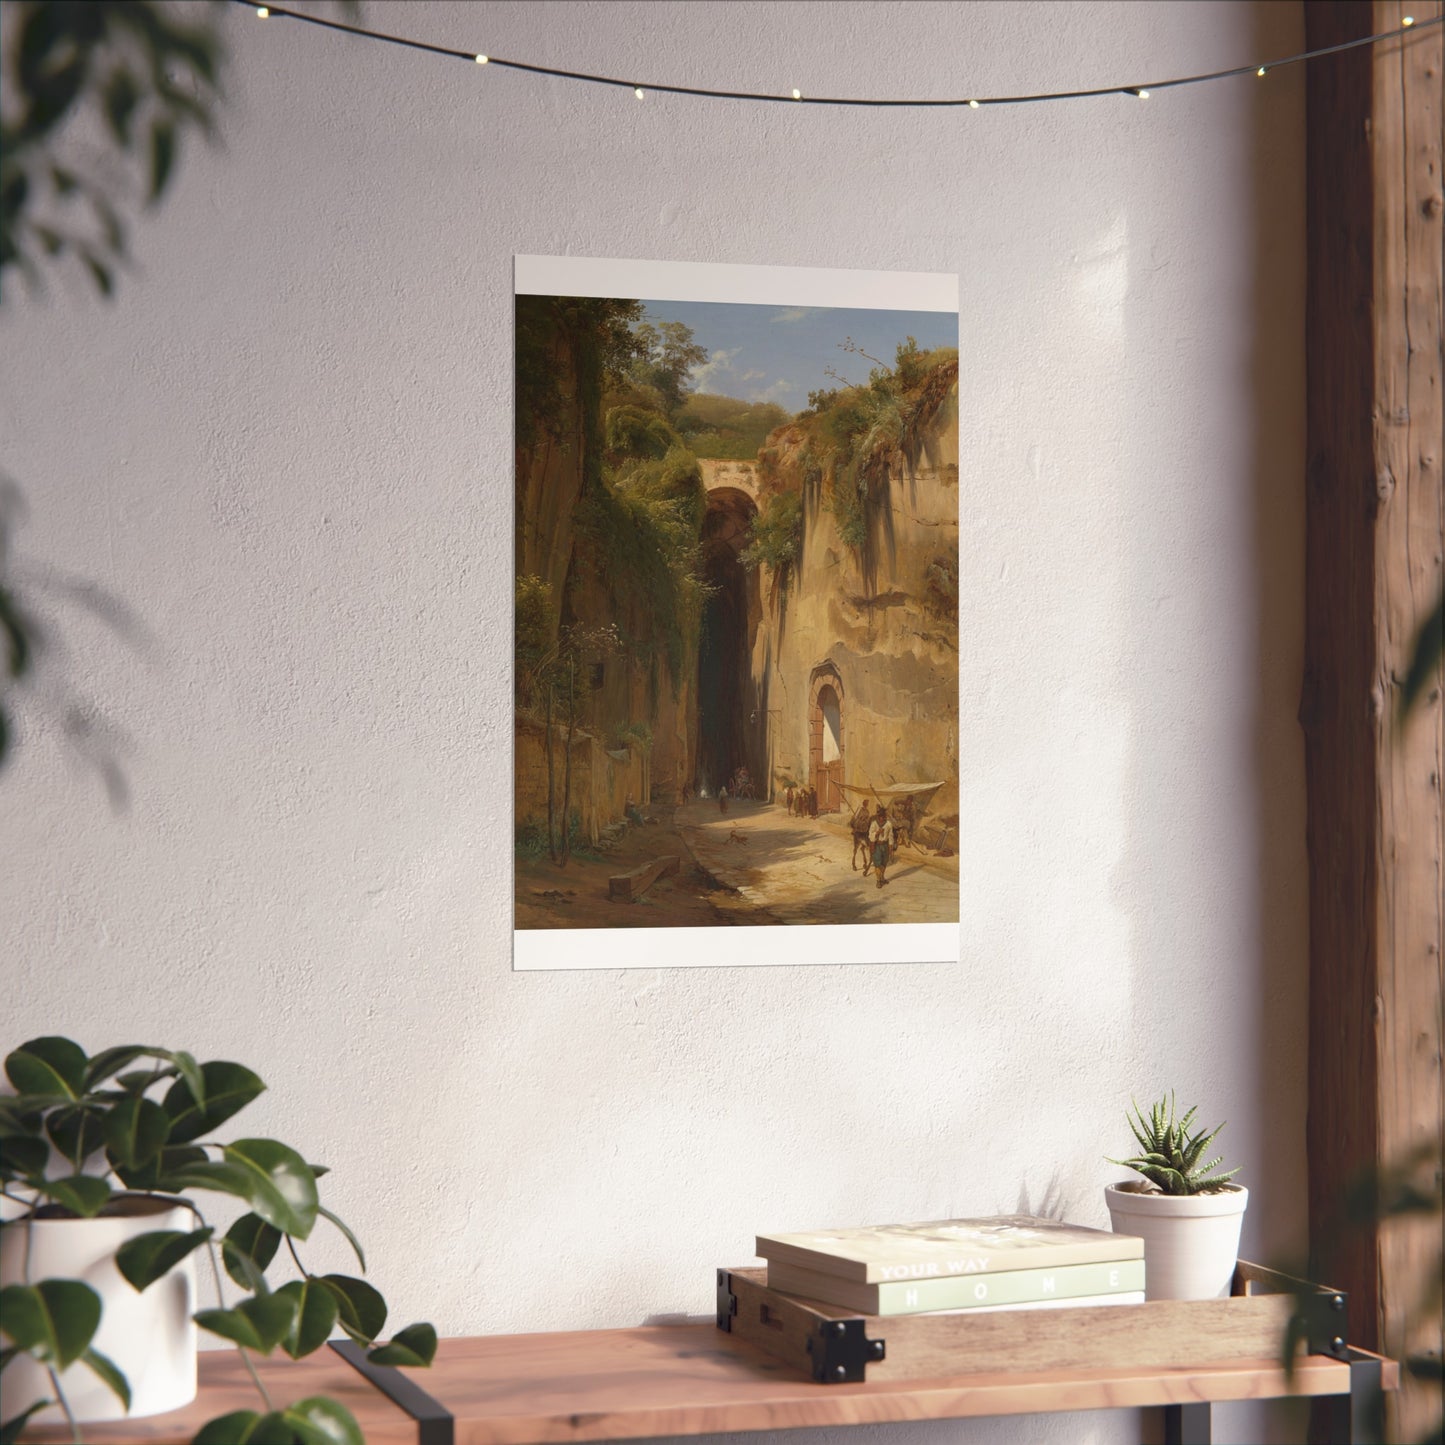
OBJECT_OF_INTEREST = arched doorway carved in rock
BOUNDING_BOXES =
[808,666,845,813]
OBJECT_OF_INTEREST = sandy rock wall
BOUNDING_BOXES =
[752,385,960,835]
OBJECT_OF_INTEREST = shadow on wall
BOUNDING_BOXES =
[1116,3,1308,1443]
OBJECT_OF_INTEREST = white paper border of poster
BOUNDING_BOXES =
[513,253,961,971]
[515,922,959,971]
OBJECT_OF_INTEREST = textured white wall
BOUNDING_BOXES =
[1,2,1307,1441]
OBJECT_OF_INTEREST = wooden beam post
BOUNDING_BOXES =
[1303,3,1444,1438]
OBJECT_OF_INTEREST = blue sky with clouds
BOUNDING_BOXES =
[638,300,958,413]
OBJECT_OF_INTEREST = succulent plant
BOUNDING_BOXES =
[1109,1092,1241,1196]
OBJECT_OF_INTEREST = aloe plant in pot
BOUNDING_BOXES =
[0,1036,436,1443]
[1104,1092,1248,1301]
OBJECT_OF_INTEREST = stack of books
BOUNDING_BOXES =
[756,1215,1145,1316]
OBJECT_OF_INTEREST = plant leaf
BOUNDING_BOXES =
[5,1037,87,1098]
[163,1159,265,1219]
[0,1280,101,1367]
[220,1139,318,1240]
[193,1411,263,1445]
[223,1213,281,1289]
[192,1410,298,1445]
[195,1292,299,1355]
[86,1046,203,1109]
[0,1400,53,1445]
[104,1094,171,1168]
[35,1173,112,1216]
[114,1066,175,1093]
[168,1051,205,1111]
[318,1205,366,1273]
[282,1397,365,1445]
[116,1226,213,1291]
[276,1278,339,1359]
[367,1322,437,1368]
[162,1061,264,1144]
[0,1096,45,1136]
[0,1134,48,1180]
[81,1346,131,1409]
[318,1274,386,1346]
[45,1104,107,1167]
[114,1141,207,1192]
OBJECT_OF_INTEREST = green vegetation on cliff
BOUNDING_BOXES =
[741,489,803,578]
[747,339,958,587]
[515,298,709,707]
[803,337,958,551]
[676,394,789,460]
[515,295,644,457]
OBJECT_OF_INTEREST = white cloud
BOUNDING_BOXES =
[740,369,766,383]
[690,347,739,390]
[771,307,816,324]
[748,377,802,404]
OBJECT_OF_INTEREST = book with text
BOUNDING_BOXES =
[766,1256,1146,1315]
[936,1291,1145,1315]
[757,1215,1143,1284]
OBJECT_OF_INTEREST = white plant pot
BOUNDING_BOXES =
[0,1194,198,1423]
[1104,1181,1249,1301]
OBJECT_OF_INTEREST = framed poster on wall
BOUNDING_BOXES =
[514,255,960,968]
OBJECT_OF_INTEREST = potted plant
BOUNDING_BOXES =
[1104,1092,1248,1301]
[0,1036,436,1443]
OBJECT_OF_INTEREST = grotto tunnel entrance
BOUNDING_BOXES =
[695,487,759,797]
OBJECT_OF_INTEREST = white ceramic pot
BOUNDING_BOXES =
[0,1194,198,1422]
[1104,1181,1249,1301]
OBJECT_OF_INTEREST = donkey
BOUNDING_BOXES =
[849,801,874,872]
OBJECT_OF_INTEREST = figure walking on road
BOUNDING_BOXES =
[868,804,895,890]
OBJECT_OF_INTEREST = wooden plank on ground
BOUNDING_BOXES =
[609,855,679,901]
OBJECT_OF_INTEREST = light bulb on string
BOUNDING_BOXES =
[217,0,1442,113]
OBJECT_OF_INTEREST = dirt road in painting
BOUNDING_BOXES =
[676,800,960,926]
[514,800,958,931]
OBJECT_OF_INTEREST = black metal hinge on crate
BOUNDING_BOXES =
[1299,1284,1351,1361]
[716,1268,738,1331]
[805,1317,886,1383]
[1238,1261,1352,1363]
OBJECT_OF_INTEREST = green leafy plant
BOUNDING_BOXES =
[1108,1092,1241,1196]
[0,1036,436,1444]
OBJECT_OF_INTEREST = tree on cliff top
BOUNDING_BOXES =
[627,320,706,421]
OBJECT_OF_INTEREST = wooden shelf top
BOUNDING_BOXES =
[19,1323,1400,1445]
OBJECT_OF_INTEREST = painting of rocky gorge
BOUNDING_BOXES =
[514,272,959,952]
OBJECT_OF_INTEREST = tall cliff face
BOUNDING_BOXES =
[514,298,704,830]
[515,325,586,614]
[748,382,960,838]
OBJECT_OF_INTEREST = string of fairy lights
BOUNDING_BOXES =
[234,0,1438,108]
